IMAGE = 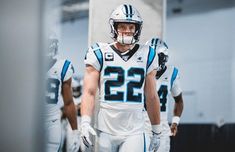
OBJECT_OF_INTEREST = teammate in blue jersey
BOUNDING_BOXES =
[45,36,80,152]
[145,38,184,152]
[80,4,162,152]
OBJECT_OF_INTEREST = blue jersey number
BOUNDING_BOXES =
[104,67,144,102]
[158,85,168,112]
[46,78,60,104]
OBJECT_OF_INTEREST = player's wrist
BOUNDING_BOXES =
[172,116,180,125]
[72,129,79,134]
[81,115,91,125]
[152,124,161,134]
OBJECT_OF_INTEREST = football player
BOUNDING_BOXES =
[45,36,79,152]
[80,4,161,152]
[145,38,184,152]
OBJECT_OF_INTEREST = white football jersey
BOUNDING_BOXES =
[144,65,182,136]
[45,58,74,121]
[85,42,158,135]
[157,65,182,121]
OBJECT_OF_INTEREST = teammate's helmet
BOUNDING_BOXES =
[158,42,168,71]
[109,4,143,44]
[48,36,58,59]
[148,38,169,70]
[72,76,83,99]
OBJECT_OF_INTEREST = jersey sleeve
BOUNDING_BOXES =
[62,60,74,82]
[146,45,159,74]
[171,68,182,97]
[84,43,103,71]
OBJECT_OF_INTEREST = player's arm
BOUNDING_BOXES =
[80,65,99,117]
[173,93,184,118]
[80,64,99,147]
[144,70,161,130]
[171,93,184,136]
[170,71,184,136]
[145,70,161,151]
[62,77,78,130]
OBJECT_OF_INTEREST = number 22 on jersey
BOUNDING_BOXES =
[104,66,144,103]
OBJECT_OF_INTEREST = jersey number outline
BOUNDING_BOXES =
[158,85,168,112]
[46,78,60,104]
[104,66,144,102]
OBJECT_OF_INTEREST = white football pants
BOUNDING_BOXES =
[96,130,148,152]
[45,118,62,152]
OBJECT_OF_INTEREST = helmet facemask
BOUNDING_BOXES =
[158,52,168,71]
[113,22,141,45]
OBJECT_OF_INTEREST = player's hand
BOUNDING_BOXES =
[149,131,161,151]
[80,122,96,148]
[80,116,97,148]
[69,130,80,152]
[170,123,178,136]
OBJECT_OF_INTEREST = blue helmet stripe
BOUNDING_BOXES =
[171,67,178,89]
[129,4,133,18]
[150,38,155,50]
[151,38,159,51]
[124,4,129,18]
[123,4,133,20]
[61,60,71,81]
[151,38,155,47]
[154,38,158,50]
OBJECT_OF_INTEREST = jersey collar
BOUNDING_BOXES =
[110,44,139,62]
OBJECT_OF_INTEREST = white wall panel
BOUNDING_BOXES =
[0,0,45,151]
[166,7,235,124]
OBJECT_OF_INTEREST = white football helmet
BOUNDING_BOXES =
[47,35,58,59]
[148,38,169,70]
[109,4,143,44]
[72,76,83,99]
